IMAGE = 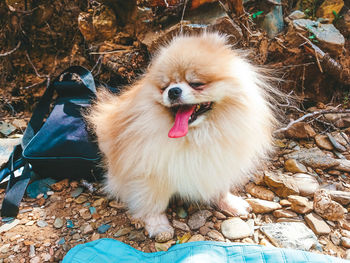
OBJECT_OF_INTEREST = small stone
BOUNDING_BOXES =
[188,234,205,242]
[37,220,48,228]
[245,182,275,201]
[79,209,92,220]
[207,230,224,241]
[178,232,191,244]
[0,244,10,254]
[285,122,316,139]
[314,189,345,221]
[57,238,65,245]
[264,171,299,197]
[71,187,84,198]
[155,240,175,251]
[92,198,106,207]
[0,219,20,233]
[284,148,339,170]
[280,199,291,206]
[30,256,40,263]
[41,253,51,262]
[328,190,350,206]
[114,227,132,237]
[260,222,317,250]
[246,198,282,213]
[97,224,111,234]
[91,233,100,241]
[0,121,16,136]
[176,207,188,219]
[72,233,81,240]
[128,230,146,242]
[108,201,125,209]
[276,218,304,223]
[83,224,94,235]
[66,219,74,228]
[199,226,211,236]
[330,231,342,246]
[328,170,341,176]
[304,213,331,235]
[213,211,226,220]
[315,134,334,151]
[327,133,346,152]
[51,179,69,192]
[155,231,174,243]
[288,195,313,214]
[342,237,350,248]
[342,229,350,238]
[53,218,64,229]
[29,244,35,257]
[172,220,190,232]
[334,159,350,172]
[292,173,320,197]
[221,217,252,239]
[188,210,212,230]
[284,159,307,173]
[75,195,87,204]
[288,10,306,20]
[89,206,97,215]
[242,237,255,244]
[12,119,26,129]
[261,0,284,38]
[272,209,297,218]
[342,220,350,231]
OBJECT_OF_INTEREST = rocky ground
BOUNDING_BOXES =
[1,0,350,262]
[2,105,350,262]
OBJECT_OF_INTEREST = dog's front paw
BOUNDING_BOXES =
[144,213,174,240]
[217,192,251,216]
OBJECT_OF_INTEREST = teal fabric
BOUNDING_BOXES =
[63,239,348,263]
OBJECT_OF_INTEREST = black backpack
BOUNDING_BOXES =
[0,66,113,217]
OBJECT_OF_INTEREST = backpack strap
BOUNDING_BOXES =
[22,66,96,148]
[0,66,95,217]
[1,162,31,217]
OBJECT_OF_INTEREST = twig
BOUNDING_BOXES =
[25,51,46,78]
[276,62,315,69]
[301,65,305,97]
[22,79,47,89]
[179,0,189,33]
[89,49,126,55]
[314,49,323,73]
[91,55,102,75]
[0,41,21,57]
[304,45,323,73]
[274,106,350,134]
[25,51,51,89]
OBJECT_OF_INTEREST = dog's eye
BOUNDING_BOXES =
[189,82,205,89]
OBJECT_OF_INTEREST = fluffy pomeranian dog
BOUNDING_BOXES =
[88,32,276,238]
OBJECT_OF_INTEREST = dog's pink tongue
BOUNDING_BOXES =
[168,105,196,138]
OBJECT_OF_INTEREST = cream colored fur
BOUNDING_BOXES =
[87,32,276,237]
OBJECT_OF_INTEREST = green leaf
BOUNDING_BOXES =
[332,10,338,18]
[308,35,315,39]
[252,10,263,19]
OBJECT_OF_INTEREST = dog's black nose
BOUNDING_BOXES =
[168,87,182,100]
